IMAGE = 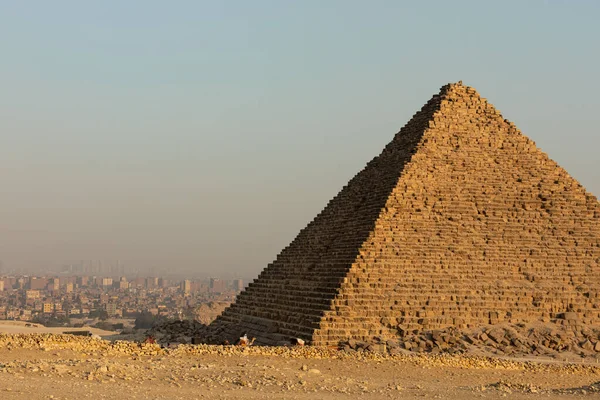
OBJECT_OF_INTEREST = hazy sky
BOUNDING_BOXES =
[1,1,599,277]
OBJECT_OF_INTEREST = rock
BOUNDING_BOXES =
[96,366,108,373]
[580,340,594,351]
[561,312,579,321]
[465,335,477,344]
[308,369,320,374]
[488,329,505,343]
[376,343,388,353]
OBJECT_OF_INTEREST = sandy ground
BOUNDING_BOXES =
[0,320,117,337]
[2,335,600,399]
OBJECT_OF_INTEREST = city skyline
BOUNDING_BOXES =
[0,272,244,325]
[0,259,252,282]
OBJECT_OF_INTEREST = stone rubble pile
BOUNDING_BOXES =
[339,323,600,358]
[6,332,600,385]
[5,332,600,397]
[147,320,211,345]
[478,380,600,396]
[0,333,163,356]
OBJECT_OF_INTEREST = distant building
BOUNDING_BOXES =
[26,290,40,299]
[233,279,244,292]
[180,280,191,294]
[210,278,226,294]
[195,282,209,293]
[16,277,26,289]
[146,277,159,289]
[30,277,48,290]
[158,278,169,288]
[77,276,89,287]
[66,282,74,293]
[106,303,118,316]
[133,277,145,287]
[20,309,32,321]
[42,303,54,314]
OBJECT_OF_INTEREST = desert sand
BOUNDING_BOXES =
[0,320,117,337]
[2,333,600,399]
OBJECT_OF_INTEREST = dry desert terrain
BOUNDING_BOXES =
[2,334,600,399]
[0,320,117,337]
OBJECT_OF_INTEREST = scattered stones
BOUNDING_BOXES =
[3,331,600,399]
[147,320,211,345]
[338,323,600,358]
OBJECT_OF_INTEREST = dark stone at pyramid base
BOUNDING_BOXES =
[337,321,600,359]
[200,81,600,348]
[149,319,600,363]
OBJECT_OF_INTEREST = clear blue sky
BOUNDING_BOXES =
[1,1,599,277]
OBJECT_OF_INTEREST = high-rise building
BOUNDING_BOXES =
[146,277,159,289]
[30,277,48,290]
[233,279,244,292]
[16,277,25,289]
[180,280,191,294]
[119,277,129,290]
[209,278,226,294]
[77,276,89,287]
[158,278,170,288]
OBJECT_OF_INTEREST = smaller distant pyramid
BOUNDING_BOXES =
[208,82,600,346]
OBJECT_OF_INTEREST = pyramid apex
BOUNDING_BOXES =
[447,80,468,89]
[439,81,482,99]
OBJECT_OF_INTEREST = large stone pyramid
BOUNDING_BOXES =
[210,82,600,346]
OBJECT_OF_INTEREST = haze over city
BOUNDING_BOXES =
[1,1,599,277]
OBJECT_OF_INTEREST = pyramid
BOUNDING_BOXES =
[210,82,600,346]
